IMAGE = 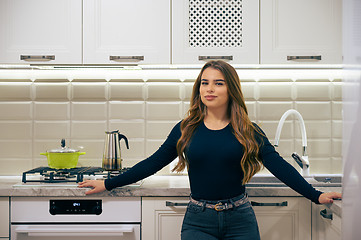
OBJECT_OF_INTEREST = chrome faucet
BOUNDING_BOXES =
[274,109,310,176]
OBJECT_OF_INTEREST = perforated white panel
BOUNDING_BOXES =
[188,0,243,48]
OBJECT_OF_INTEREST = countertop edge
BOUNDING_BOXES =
[0,175,342,218]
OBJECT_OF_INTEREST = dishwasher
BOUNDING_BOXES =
[10,196,141,240]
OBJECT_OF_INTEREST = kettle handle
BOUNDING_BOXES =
[119,134,129,149]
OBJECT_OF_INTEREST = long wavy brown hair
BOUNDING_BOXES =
[172,60,264,184]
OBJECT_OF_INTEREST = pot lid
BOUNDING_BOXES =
[47,139,80,153]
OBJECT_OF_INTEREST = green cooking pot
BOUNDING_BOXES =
[40,139,86,169]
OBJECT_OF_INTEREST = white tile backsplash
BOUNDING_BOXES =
[258,82,294,100]
[295,121,332,138]
[331,139,342,157]
[71,102,107,120]
[146,121,179,139]
[70,139,104,159]
[241,82,257,100]
[146,82,182,100]
[71,82,108,101]
[71,121,107,139]
[0,82,33,100]
[0,102,32,120]
[109,82,145,101]
[121,139,145,159]
[109,101,145,119]
[0,69,343,175]
[310,158,332,174]
[109,120,145,138]
[295,102,332,120]
[332,101,343,120]
[0,159,32,175]
[0,140,32,158]
[295,82,331,100]
[34,121,70,139]
[146,102,183,120]
[332,82,343,101]
[34,82,70,100]
[34,102,70,120]
[0,121,32,139]
[259,121,294,139]
[296,139,332,157]
[257,101,294,120]
[183,82,195,100]
[332,120,343,138]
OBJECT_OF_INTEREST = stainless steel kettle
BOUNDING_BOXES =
[102,130,129,171]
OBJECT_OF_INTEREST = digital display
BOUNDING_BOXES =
[49,199,102,215]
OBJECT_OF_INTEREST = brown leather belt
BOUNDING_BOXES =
[190,194,248,211]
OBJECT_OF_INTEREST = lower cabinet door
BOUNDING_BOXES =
[249,197,311,240]
[311,203,341,240]
[142,196,312,240]
[0,197,9,238]
[142,197,189,240]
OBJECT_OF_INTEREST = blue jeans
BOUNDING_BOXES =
[181,194,260,240]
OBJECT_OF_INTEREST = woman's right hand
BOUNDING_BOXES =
[78,180,106,195]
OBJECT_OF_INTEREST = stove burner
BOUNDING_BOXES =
[41,170,76,180]
[21,166,126,184]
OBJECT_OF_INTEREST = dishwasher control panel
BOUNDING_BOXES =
[49,199,102,215]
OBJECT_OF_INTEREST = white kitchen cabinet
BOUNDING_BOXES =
[249,197,311,240]
[260,0,342,64]
[172,0,259,64]
[142,197,189,240]
[311,203,341,240]
[0,197,9,239]
[83,0,170,65]
[142,196,311,240]
[0,0,82,64]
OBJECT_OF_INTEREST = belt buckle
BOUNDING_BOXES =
[215,202,224,211]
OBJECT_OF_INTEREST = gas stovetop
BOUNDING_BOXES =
[13,166,143,187]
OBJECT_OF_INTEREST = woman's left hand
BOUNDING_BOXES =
[78,180,106,195]
[318,192,342,204]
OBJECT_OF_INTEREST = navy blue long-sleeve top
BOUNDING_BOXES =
[105,121,322,204]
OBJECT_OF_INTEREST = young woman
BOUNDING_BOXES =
[79,60,341,240]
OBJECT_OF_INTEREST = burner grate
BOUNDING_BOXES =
[22,166,105,183]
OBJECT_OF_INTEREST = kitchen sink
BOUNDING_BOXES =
[246,175,342,188]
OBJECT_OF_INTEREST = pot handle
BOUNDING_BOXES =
[40,152,48,156]
[119,134,129,149]
[78,152,86,155]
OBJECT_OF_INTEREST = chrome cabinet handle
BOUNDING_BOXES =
[20,55,55,61]
[251,201,288,207]
[199,56,233,61]
[109,56,144,61]
[166,201,188,207]
[287,55,322,61]
[320,209,333,220]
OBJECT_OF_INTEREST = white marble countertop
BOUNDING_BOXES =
[0,175,342,217]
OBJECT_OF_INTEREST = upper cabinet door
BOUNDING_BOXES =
[172,0,259,64]
[260,0,342,64]
[83,0,170,65]
[0,0,82,64]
